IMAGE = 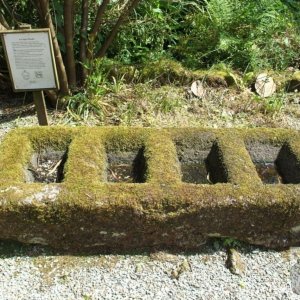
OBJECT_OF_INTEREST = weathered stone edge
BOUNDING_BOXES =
[0,126,298,251]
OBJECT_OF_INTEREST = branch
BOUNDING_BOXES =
[87,0,110,59]
[90,0,110,38]
[0,12,9,29]
[1,0,22,26]
[79,0,89,84]
[34,0,69,96]
[0,0,13,20]
[0,23,7,31]
[96,0,141,58]
[64,0,76,87]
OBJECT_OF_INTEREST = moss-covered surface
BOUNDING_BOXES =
[139,59,193,85]
[0,126,299,252]
[143,60,238,87]
[101,59,298,91]
[286,71,300,92]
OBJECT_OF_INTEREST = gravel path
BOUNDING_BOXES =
[0,112,300,299]
[0,243,299,300]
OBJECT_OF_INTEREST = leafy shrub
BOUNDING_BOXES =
[65,60,111,121]
[4,0,300,73]
[174,0,300,71]
[107,0,202,64]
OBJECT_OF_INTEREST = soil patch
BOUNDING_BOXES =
[246,142,300,184]
[107,149,146,183]
[176,141,228,184]
[25,149,68,183]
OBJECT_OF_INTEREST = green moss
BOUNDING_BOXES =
[145,131,181,184]
[100,58,138,82]
[286,71,300,92]
[240,127,294,145]
[0,132,32,183]
[139,59,240,87]
[0,126,299,251]
[22,126,74,150]
[192,70,237,87]
[293,71,300,81]
[214,133,261,185]
[64,130,107,185]
[101,127,148,151]
[140,59,192,85]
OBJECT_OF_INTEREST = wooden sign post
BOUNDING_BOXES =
[0,27,59,126]
[33,91,48,125]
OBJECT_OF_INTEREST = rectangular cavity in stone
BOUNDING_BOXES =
[176,141,228,184]
[25,148,68,183]
[106,148,146,183]
[246,142,300,184]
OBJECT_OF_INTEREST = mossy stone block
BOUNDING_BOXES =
[0,127,299,252]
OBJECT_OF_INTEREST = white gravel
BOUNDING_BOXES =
[0,113,300,300]
[0,115,38,140]
[0,245,299,300]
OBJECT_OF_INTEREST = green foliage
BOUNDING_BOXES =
[3,0,300,73]
[222,237,242,249]
[107,0,202,64]
[255,94,286,115]
[1,0,39,27]
[103,0,300,71]
[176,0,300,71]
[65,60,111,121]
[65,92,105,121]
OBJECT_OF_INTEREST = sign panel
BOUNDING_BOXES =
[1,29,59,92]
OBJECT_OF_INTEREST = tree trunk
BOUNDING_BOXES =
[0,0,13,23]
[35,0,69,97]
[87,0,110,60]
[45,90,59,108]
[79,0,89,85]
[0,23,7,31]
[0,12,9,29]
[64,0,76,88]
[96,0,141,58]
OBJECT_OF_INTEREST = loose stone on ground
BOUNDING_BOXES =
[226,248,246,276]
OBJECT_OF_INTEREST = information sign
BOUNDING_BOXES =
[1,29,59,92]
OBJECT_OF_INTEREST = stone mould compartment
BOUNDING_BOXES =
[246,142,300,184]
[25,148,68,184]
[106,147,147,183]
[176,139,228,184]
[1,127,300,252]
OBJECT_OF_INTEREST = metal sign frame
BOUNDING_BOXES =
[0,28,59,92]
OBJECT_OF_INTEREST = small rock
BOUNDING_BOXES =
[170,269,179,280]
[150,251,178,262]
[255,73,276,98]
[170,259,191,280]
[291,259,300,295]
[190,80,206,98]
[135,263,143,273]
[226,248,246,276]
